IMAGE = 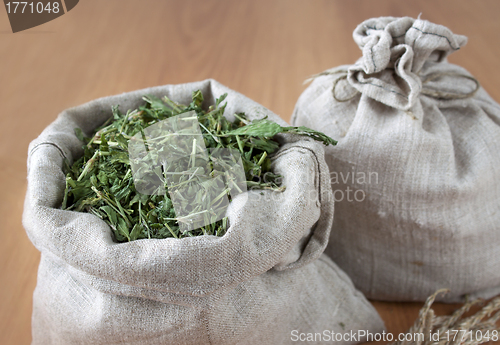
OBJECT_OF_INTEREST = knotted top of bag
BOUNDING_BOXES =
[23,79,334,301]
[348,16,468,110]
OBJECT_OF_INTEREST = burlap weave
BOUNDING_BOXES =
[292,17,500,302]
[24,79,384,344]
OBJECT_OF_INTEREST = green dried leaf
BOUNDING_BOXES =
[130,224,143,241]
[62,90,336,242]
[100,205,117,225]
[225,118,338,146]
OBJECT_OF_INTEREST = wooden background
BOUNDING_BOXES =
[1,1,500,344]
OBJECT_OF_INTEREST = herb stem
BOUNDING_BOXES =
[164,222,178,239]
[78,150,99,181]
[257,151,267,166]
[236,135,244,153]
[191,138,197,168]
[199,122,220,143]
[233,113,250,125]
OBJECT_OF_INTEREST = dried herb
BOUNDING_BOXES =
[62,91,336,242]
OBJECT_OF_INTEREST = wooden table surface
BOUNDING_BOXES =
[1,1,500,344]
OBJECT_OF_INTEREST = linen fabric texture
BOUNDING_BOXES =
[24,79,384,344]
[292,16,500,302]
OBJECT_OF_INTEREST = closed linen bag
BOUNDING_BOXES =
[292,17,500,302]
[24,79,384,344]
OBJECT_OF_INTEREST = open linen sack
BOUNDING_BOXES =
[24,79,384,345]
[292,16,500,302]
